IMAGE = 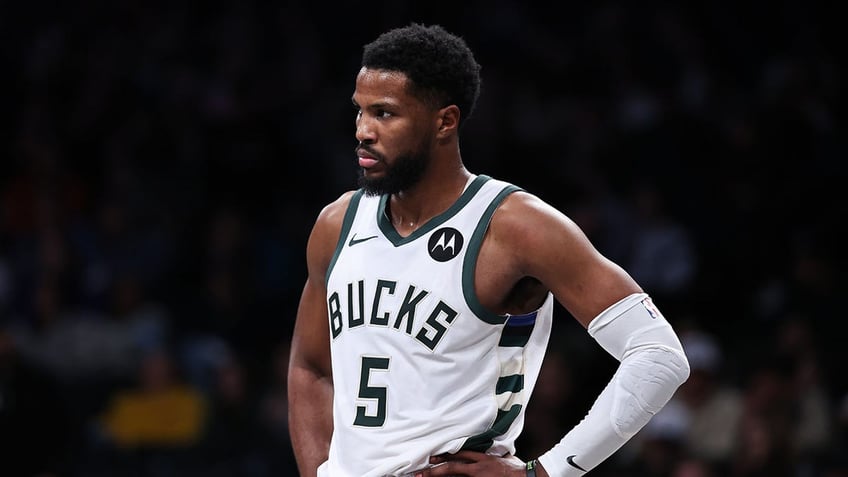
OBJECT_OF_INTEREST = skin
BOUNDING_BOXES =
[288,66,643,477]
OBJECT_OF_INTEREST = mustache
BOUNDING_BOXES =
[355,143,383,161]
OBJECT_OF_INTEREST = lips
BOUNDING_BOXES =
[358,157,379,168]
[356,148,380,168]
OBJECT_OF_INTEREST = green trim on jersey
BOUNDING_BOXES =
[496,374,525,394]
[458,182,526,454]
[499,334,532,347]
[461,184,523,325]
[326,189,365,288]
[461,404,522,452]
[376,175,491,247]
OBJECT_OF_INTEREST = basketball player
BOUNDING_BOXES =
[288,23,691,477]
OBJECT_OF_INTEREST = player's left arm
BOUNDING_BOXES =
[421,191,690,477]
[495,191,690,476]
[488,191,640,324]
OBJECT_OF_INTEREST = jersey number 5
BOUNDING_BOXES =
[354,356,389,427]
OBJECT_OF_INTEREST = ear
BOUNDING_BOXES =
[435,105,460,139]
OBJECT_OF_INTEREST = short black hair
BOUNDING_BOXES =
[361,23,482,128]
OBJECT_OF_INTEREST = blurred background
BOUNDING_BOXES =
[1,1,845,476]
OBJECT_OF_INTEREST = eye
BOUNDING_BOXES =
[377,109,392,119]
[355,109,362,121]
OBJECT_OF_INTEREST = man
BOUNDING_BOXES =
[288,23,690,477]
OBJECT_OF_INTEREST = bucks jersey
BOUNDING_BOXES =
[320,175,554,477]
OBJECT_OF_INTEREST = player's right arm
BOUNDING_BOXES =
[288,191,354,476]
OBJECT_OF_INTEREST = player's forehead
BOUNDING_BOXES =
[352,67,415,108]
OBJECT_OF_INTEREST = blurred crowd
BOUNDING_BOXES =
[1,1,845,476]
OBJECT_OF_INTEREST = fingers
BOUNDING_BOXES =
[416,460,467,477]
[414,451,481,476]
[415,450,522,476]
[430,450,480,464]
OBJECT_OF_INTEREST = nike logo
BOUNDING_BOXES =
[567,455,586,472]
[348,234,379,246]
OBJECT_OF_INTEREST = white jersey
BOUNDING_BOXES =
[320,175,554,477]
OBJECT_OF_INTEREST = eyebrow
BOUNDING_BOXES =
[352,98,398,111]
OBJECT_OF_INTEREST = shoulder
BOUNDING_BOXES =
[491,189,584,240]
[307,190,359,269]
[487,188,602,270]
[314,190,359,231]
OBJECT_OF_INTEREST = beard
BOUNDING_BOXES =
[358,145,430,197]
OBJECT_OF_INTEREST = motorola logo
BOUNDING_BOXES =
[428,227,464,262]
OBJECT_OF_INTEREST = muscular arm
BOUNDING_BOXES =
[487,191,643,324]
[421,191,688,477]
[288,192,353,476]
[492,192,689,476]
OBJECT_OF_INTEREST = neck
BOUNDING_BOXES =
[388,167,473,234]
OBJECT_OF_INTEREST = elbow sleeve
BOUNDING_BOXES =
[538,293,690,476]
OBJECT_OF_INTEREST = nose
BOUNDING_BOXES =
[355,115,376,143]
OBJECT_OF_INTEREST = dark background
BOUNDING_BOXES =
[1,1,845,476]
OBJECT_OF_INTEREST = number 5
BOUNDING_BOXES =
[354,356,389,427]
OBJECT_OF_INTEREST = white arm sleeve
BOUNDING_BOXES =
[537,293,690,476]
